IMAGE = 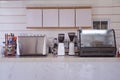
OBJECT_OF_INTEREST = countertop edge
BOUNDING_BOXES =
[0,55,120,62]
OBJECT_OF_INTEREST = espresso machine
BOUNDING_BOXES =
[68,32,75,55]
[57,34,65,55]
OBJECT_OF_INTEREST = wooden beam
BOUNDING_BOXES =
[27,27,80,30]
[26,6,92,9]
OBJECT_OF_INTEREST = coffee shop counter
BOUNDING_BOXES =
[0,55,120,80]
[0,54,120,62]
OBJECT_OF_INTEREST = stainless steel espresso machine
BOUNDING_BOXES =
[78,29,117,57]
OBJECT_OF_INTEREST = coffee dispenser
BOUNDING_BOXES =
[57,34,65,55]
[68,32,75,55]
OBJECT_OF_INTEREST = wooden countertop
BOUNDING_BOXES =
[0,54,120,62]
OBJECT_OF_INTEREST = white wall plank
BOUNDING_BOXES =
[110,23,120,29]
[113,7,120,14]
[0,8,26,15]
[26,0,91,7]
[0,1,26,7]
[0,24,26,30]
[0,16,26,23]
[92,0,112,6]
[92,8,113,14]
[111,16,120,22]
[112,0,120,6]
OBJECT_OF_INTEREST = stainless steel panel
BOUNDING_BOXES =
[37,37,45,54]
[18,36,46,56]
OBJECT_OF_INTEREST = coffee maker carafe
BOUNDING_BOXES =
[68,32,75,55]
[57,34,65,55]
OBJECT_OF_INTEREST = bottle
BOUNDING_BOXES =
[118,45,120,57]
[53,38,58,55]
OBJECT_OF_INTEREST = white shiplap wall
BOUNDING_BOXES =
[0,0,120,47]
[0,1,26,47]
[0,1,26,30]
[112,0,120,47]
[0,1,90,46]
[92,0,120,48]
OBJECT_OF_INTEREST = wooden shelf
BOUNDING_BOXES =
[27,27,80,30]
[26,6,92,9]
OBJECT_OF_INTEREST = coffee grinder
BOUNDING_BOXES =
[68,32,75,55]
[57,34,65,55]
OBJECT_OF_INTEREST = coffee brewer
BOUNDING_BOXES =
[57,34,65,55]
[68,32,75,55]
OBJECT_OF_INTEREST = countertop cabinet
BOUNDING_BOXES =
[43,9,58,27]
[76,9,92,27]
[27,9,42,27]
[59,9,75,27]
[26,6,92,29]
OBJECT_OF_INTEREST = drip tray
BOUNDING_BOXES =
[19,54,47,57]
